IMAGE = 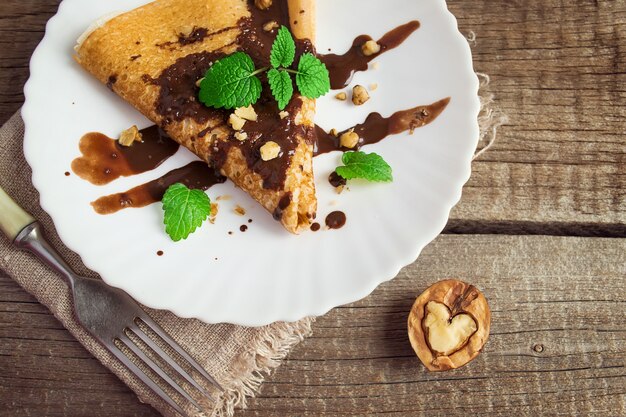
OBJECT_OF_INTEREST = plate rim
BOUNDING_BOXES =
[22,0,480,326]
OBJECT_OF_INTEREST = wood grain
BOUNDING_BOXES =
[1,235,624,416]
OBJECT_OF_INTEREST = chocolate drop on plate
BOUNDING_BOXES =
[325,211,346,230]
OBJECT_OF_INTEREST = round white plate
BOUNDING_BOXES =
[23,0,479,326]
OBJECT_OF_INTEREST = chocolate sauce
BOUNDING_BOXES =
[328,171,347,188]
[71,126,179,185]
[91,161,225,215]
[325,211,346,230]
[314,98,450,156]
[146,51,229,125]
[144,0,315,191]
[64,171,70,177]
[106,75,117,90]
[156,26,236,49]
[157,250,164,256]
[318,21,420,89]
[310,222,321,232]
[240,225,248,232]
[272,192,292,220]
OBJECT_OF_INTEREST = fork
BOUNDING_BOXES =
[0,186,222,416]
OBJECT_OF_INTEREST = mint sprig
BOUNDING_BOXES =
[296,53,331,99]
[335,151,393,183]
[268,68,294,110]
[162,183,212,241]
[270,26,296,68]
[198,26,330,110]
[198,52,263,109]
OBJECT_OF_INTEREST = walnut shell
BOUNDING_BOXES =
[408,279,491,371]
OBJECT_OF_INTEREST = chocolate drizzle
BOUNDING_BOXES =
[146,51,228,125]
[91,161,225,215]
[325,211,346,229]
[71,126,179,185]
[314,98,450,156]
[318,21,421,89]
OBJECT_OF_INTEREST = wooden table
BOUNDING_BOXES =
[1,1,624,415]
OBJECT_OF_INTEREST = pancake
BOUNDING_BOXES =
[74,0,317,233]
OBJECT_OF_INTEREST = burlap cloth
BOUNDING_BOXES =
[0,66,503,415]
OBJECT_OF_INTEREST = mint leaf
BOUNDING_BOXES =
[198,52,262,109]
[162,183,211,242]
[267,69,293,110]
[335,151,393,182]
[270,26,296,68]
[296,53,330,99]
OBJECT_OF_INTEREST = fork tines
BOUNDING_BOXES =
[107,315,223,416]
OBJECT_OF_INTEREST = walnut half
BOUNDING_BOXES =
[408,279,491,371]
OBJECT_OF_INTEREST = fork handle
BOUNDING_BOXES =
[0,186,35,241]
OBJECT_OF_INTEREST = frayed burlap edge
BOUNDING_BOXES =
[211,318,315,417]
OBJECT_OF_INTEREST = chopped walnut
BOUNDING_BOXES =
[352,85,370,106]
[260,141,281,161]
[254,0,272,10]
[278,111,290,119]
[339,129,359,149]
[361,40,381,56]
[335,92,347,101]
[209,202,219,224]
[235,105,258,121]
[329,128,339,137]
[195,77,204,87]
[263,20,280,32]
[228,113,246,131]
[118,125,143,146]
[234,131,248,141]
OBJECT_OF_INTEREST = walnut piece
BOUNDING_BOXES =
[263,20,279,32]
[279,111,290,119]
[118,125,143,147]
[260,141,281,161]
[228,113,246,131]
[339,130,359,149]
[408,279,490,371]
[352,85,370,106]
[235,105,258,121]
[234,131,248,141]
[335,92,347,101]
[361,40,381,56]
[254,0,272,10]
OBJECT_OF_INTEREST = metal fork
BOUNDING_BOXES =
[0,186,222,416]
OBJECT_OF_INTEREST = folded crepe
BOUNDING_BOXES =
[75,0,317,233]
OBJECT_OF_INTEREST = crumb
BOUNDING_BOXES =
[216,195,232,201]
[335,92,347,101]
[234,205,246,216]
[263,20,279,32]
[369,83,378,91]
[352,85,370,106]
[371,62,380,70]
[209,202,219,224]
[260,141,281,161]
[361,40,381,56]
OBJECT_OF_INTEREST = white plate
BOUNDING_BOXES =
[23,0,479,326]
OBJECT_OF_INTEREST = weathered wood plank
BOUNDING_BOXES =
[446,0,626,229]
[1,235,624,416]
